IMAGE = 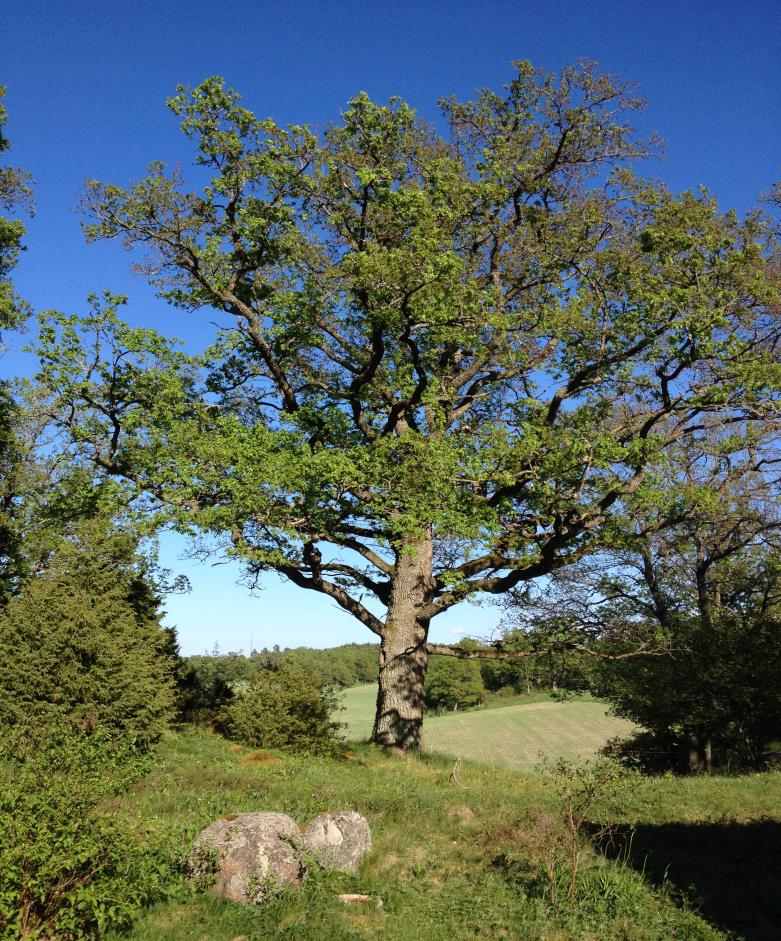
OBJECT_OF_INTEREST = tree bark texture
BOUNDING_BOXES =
[372,535,434,750]
[687,733,713,774]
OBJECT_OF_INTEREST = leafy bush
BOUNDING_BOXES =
[596,613,781,771]
[0,727,173,940]
[492,759,635,911]
[541,758,634,906]
[0,523,175,750]
[425,657,486,711]
[217,664,344,755]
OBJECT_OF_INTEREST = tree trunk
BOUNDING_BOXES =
[372,534,434,750]
[687,732,710,774]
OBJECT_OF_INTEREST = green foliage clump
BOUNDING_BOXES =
[597,613,781,770]
[177,643,379,725]
[0,523,176,750]
[217,664,343,755]
[0,727,172,940]
[0,85,33,330]
[425,657,486,711]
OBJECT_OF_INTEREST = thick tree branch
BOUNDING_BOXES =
[426,640,664,660]
[278,562,384,636]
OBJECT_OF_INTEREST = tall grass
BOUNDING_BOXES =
[103,729,781,940]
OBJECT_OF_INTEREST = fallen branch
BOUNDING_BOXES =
[449,758,470,789]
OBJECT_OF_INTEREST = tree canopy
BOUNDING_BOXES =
[0,86,32,331]
[34,62,781,747]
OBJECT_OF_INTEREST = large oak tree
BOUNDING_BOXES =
[36,63,781,748]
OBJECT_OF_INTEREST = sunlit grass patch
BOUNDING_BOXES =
[104,729,781,940]
[340,687,636,770]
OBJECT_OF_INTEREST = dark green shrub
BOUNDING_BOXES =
[425,657,486,711]
[0,727,173,940]
[217,664,343,755]
[0,524,175,750]
[601,729,684,773]
[175,651,252,724]
[596,614,781,771]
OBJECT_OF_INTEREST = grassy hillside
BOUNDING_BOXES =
[106,730,781,941]
[340,686,636,769]
[339,683,378,739]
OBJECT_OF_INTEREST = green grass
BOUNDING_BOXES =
[106,730,781,941]
[339,683,378,740]
[340,686,636,769]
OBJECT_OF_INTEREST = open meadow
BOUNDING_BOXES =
[341,686,637,769]
[103,729,781,941]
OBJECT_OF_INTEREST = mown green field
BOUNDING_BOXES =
[341,685,636,769]
[339,683,378,739]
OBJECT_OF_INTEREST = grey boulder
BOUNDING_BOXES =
[185,811,305,903]
[300,811,372,872]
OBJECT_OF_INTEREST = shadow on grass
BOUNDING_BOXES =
[596,819,781,941]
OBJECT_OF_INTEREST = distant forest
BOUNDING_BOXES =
[177,643,379,723]
[177,638,579,724]
[189,642,379,687]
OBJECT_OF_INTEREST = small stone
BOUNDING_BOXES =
[300,811,372,872]
[338,893,384,909]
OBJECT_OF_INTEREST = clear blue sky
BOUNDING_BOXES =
[3,0,780,654]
